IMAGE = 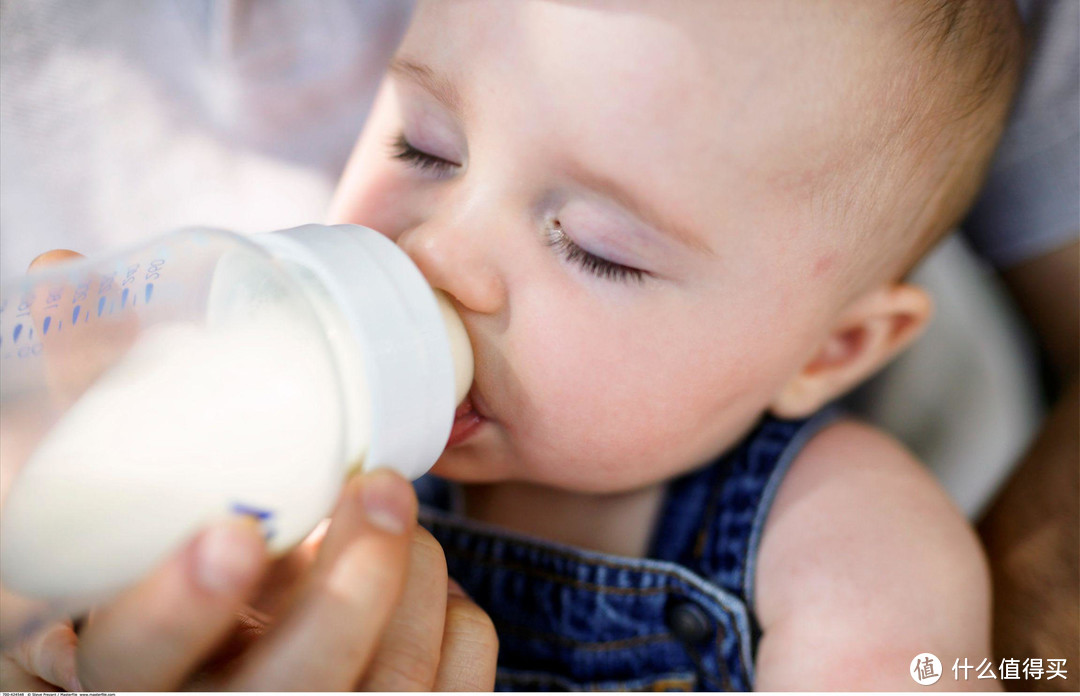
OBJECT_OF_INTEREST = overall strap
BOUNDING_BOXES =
[647,410,840,653]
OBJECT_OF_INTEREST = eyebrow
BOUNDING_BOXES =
[389,56,465,115]
[568,165,715,256]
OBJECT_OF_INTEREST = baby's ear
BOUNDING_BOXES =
[769,284,932,419]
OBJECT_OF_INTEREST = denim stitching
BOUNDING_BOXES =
[711,621,735,691]
[437,539,755,667]
[741,410,840,605]
[739,408,840,687]
[440,545,668,595]
[425,511,719,582]
[497,621,678,652]
[643,677,697,691]
[425,509,750,611]
[681,640,726,691]
[691,460,727,560]
[424,510,758,682]
[495,668,698,691]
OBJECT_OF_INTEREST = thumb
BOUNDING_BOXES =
[28,250,83,272]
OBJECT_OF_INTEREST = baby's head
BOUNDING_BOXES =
[330,0,1023,492]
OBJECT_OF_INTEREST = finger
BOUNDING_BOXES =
[0,653,61,691]
[227,469,417,691]
[433,581,499,691]
[246,517,329,620]
[185,520,331,688]
[25,251,83,350]
[26,249,139,406]
[7,620,81,692]
[76,518,266,691]
[28,250,84,272]
[356,527,449,691]
[2,250,96,508]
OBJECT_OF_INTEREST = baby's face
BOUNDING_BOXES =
[331,0,888,492]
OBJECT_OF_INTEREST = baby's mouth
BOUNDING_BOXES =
[447,386,488,448]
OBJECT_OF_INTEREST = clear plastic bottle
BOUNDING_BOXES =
[0,224,473,647]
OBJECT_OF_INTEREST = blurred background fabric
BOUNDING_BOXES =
[848,234,1043,519]
[1,0,1075,519]
[965,0,1079,268]
[1,0,412,278]
[864,0,1077,518]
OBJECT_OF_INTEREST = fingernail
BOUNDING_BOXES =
[447,578,469,598]
[64,669,83,693]
[358,469,414,535]
[195,519,264,595]
[28,249,81,271]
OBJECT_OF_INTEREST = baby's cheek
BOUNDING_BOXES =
[512,316,752,489]
[329,164,417,240]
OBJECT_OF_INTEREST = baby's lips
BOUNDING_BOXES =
[455,394,475,419]
[446,383,491,448]
[458,382,495,422]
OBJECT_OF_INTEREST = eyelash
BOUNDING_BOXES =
[391,133,644,285]
[390,134,458,176]
[545,219,646,284]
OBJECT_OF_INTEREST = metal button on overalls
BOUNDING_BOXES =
[665,599,713,643]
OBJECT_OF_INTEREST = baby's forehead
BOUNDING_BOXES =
[525,4,896,129]
[410,1,905,138]
[403,0,953,260]
[535,6,912,214]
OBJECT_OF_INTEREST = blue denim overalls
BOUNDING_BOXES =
[415,411,837,691]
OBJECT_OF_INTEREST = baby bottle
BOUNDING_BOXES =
[0,224,473,646]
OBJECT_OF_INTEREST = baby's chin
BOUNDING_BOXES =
[426,441,507,483]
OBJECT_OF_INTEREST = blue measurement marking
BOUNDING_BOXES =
[72,305,81,324]
[121,288,129,309]
[145,283,154,303]
[97,296,106,317]
[230,502,277,541]
[43,317,51,335]
[57,321,62,331]
[13,324,22,343]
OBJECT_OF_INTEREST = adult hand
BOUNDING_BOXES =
[2,250,498,690]
[1,468,499,690]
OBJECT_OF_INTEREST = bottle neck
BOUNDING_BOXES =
[265,255,372,471]
[251,225,472,481]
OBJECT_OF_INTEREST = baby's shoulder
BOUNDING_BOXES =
[751,418,992,689]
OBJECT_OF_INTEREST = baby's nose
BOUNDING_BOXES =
[397,222,506,316]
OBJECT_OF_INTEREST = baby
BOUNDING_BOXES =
[328,0,1024,690]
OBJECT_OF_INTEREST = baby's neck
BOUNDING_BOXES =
[460,480,668,558]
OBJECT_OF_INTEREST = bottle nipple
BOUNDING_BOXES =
[433,290,474,405]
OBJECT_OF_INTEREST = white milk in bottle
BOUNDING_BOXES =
[0,225,472,643]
